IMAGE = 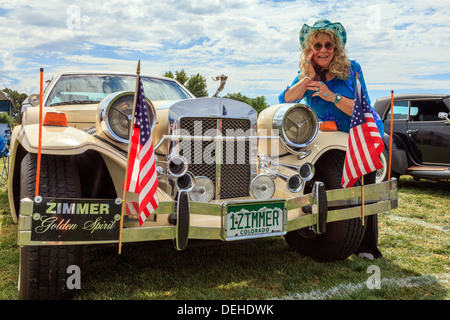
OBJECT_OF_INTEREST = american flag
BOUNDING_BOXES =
[341,79,384,188]
[125,76,159,225]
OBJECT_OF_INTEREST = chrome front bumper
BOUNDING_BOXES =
[17,179,398,247]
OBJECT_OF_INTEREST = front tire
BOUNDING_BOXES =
[18,154,82,300]
[285,152,367,262]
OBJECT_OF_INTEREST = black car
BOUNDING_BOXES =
[373,94,450,182]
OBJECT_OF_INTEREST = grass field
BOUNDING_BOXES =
[0,176,448,300]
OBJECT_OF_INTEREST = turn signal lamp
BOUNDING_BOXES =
[43,112,68,127]
[319,121,338,131]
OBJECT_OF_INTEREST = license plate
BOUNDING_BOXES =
[224,200,286,240]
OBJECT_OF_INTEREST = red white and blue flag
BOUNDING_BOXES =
[341,79,384,188]
[125,76,158,225]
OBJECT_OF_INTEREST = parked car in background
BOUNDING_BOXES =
[373,94,450,182]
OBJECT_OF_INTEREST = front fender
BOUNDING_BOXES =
[8,123,129,224]
[17,124,98,154]
[274,130,348,167]
[307,130,348,160]
[381,133,408,174]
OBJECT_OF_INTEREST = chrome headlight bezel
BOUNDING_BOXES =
[274,104,319,149]
[96,91,156,143]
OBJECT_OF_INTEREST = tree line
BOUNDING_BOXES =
[163,69,269,114]
[0,88,26,124]
[1,70,269,124]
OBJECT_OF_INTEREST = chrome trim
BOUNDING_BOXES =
[155,97,258,155]
[17,179,398,246]
[161,102,260,201]
[215,118,222,200]
[260,165,303,193]
[176,171,195,192]
[167,155,188,177]
[154,134,280,151]
[312,181,326,234]
[96,91,156,143]
[273,103,319,150]
[260,155,315,182]
[174,190,190,251]
[156,170,195,192]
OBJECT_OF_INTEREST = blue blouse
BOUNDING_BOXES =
[279,60,384,135]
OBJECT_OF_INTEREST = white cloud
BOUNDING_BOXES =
[0,0,449,104]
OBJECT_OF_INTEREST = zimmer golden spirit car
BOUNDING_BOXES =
[8,72,398,299]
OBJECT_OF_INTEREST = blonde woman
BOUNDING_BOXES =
[280,19,386,259]
[279,19,383,135]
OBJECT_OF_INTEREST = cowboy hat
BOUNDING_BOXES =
[299,19,347,49]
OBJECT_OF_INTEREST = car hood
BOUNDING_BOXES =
[159,97,258,125]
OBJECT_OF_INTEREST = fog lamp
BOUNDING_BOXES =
[250,174,275,199]
[190,176,214,203]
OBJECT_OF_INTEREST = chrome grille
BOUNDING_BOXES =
[179,117,251,199]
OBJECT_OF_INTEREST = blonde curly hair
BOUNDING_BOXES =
[299,29,351,81]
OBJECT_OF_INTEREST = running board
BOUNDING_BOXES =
[407,166,450,179]
[408,166,450,171]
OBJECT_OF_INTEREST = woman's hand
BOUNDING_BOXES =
[306,81,333,102]
[305,51,316,80]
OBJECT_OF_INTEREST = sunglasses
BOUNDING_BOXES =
[312,42,335,50]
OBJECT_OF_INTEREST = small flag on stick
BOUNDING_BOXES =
[341,78,384,188]
[124,73,159,226]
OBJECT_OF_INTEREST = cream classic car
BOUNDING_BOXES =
[9,72,398,299]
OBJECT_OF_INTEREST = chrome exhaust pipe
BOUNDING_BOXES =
[298,162,315,181]
[262,166,303,193]
[156,166,195,192]
[260,156,315,182]
[167,155,188,177]
[283,173,303,193]
[176,171,195,192]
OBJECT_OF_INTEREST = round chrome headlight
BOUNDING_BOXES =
[250,174,275,199]
[190,176,214,203]
[274,104,319,149]
[97,91,155,143]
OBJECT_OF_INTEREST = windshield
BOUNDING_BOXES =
[45,74,192,106]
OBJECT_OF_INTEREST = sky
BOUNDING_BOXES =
[1,0,449,106]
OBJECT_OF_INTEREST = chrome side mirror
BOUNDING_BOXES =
[438,112,450,123]
[28,94,40,106]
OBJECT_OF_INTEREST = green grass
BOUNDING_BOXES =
[0,176,448,300]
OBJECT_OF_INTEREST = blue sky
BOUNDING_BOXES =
[1,0,449,106]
